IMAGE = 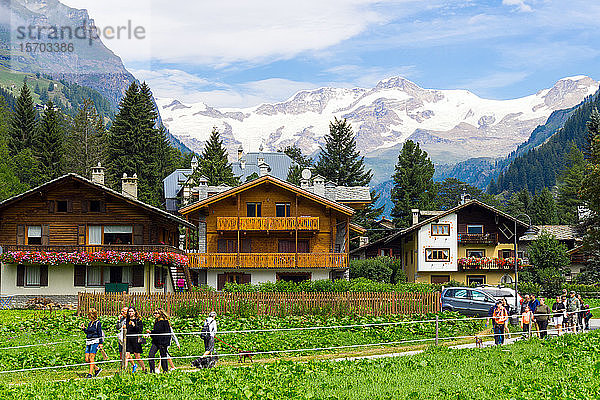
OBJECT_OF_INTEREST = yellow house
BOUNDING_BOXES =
[351,200,531,285]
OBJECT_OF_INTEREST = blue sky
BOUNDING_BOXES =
[62,0,600,107]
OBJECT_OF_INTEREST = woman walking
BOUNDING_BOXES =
[552,295,565,335]
[521,306,535,339]
[125,307,146,373]
[81,308,103,378]
[147,308,172,374]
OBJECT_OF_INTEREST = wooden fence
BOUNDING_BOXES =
[78,291,441,317]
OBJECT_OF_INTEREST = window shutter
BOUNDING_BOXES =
[227,240,237,253]
[74,265,86,286]
[78,225,86,245]
[40,265,48,286]
[217,273,226,290]
[297,240,309,253]
[41,224,49,245]
[81,201,89,213]
[498,250,503,258]
[133,225,144,245]
[131,265,145,287]
[67,200,73,213]
[17,265,25,286]
[17,225,25,245]
[241,238,251,253]
[217,239,227,253]
[47,201,55,214]
[99,201,106,213]
[242,273,251,284]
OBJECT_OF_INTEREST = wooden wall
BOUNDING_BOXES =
[457,204,525,244]
[0,179,180,246]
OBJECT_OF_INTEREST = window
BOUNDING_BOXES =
[452,288,469,298]
[154,266,167,288]
[431,275,450,284]
[500,249,514,259]
[88,226,102,245]
[27,226,42,245]
[278,240,309,253]
[468,276,486,286]
[500,274,513,284]
[425,248,450,262]
[86,266,103,287]
[26,265,41,286]
[379,248,392,257]
[275,203,291,217]
[466,249,485,258]
[56,200,68,213]
[89,200,103,212]
[246,202,261,217]
[466,225,484,234]
[103,226,132,245]
[431,224,450,236]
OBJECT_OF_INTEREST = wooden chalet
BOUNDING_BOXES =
[0,169,194,306]
[179,175,369,290]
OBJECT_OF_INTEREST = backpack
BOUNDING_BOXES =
[200,319,211,340]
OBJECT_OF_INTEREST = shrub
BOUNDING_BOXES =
[222,278,439,293]
[349,256,394,282]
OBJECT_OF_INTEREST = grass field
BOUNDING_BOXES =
[2,327,599,399]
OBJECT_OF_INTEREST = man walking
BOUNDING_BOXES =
[202,311,218,357]
[492,300,508,345]
[535,298,551,339]
[566,291,581,332]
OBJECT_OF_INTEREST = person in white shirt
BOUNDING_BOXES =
[202,311,217,356]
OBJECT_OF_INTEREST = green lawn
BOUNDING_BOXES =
[2,329,599,399]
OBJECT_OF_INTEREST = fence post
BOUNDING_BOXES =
[435,315,439,346]
[121,325,127,371]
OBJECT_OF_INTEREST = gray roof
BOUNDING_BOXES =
[303,186,371,202]
[163,168,193,200]
[520,225,582,242]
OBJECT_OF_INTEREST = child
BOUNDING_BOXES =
[521,306,535,339]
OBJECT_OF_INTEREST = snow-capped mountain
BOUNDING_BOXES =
[156,75,598,170]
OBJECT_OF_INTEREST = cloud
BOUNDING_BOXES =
[455,71,530,95]
[132,68,317,108]
[502,0,533,13]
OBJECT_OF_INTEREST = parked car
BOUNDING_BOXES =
[441,287,504,316]
[475,285,522,315]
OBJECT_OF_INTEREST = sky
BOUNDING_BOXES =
[60,0,600,108]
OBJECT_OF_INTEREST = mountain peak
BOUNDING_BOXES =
[375,76,422,91]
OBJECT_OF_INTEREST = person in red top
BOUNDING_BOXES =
[492,301,508,345]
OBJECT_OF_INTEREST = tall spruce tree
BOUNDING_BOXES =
[390,140,436,227]
[65,99,106,177]
[556,143,585,224]
[0,97,28,200]
[531,187,559,225]
[313,118,372,186]
[9,83,37,155]
[35,101,65,180]
[194,127,238,186]
[505,188,533,218]
[433,178,500,210]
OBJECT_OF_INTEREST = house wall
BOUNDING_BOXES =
[417,213,458,273]
[205,268,332,288]
[414,271,515,286]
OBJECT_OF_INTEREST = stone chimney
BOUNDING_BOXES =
[191,155,199,171]
[237,145,244,160]
[325,181,336,201]
[313,175,325,197]
[300,178,309,189]
[198,175,209,200]
[359,236,369,247]
[258,162,270,177]
[121,173,138,200]
[240,157,246,170]
[91,162,105,185]
[460,193,471,205]
[411,209,420,226]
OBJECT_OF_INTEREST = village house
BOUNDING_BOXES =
[0,167,193,307]
[179,173,370,289]
[351,199,532,286]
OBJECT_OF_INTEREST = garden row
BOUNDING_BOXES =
[3,325,599,399]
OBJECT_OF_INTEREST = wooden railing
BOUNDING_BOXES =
[78,291,441,317]
[0,244,184,254]
[187,252,348,269]
[457,233,498,244]
[216,216,319,231]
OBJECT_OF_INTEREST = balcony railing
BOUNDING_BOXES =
[0,244,185,254]
[458,257,518,270]
[216,217,320,231]
[457,233,498,245]
[187,252,348,269]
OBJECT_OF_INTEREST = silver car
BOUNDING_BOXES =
[441,287,498,316]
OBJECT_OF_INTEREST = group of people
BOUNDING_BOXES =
[81,307,219,378]
[488,291,593,346]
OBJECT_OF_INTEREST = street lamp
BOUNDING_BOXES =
[513,213,537,314]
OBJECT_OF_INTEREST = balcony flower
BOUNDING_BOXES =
[0,251,188,268]
[458,257,523,270]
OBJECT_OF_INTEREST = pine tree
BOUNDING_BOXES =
[194,127,238,186]
[64,99,106,176]
[390,140,436,228]
[433,177,500,210]
[505,189,533,217]
[35,101,65,180]
[283,145,312,185]
[531,187,559,225]
[313,118,372,186]
[9,83,37,155]
[556,143,585,224]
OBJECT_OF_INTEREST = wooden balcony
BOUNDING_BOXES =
[0,244,185,254]
[457,257,516,270]
[216,217,320,231]
[457,232,498,245]
[187,252,348,269]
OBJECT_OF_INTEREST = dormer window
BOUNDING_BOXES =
[467,225,483,234]
[56,200,68,213]
[89,200,103,212]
